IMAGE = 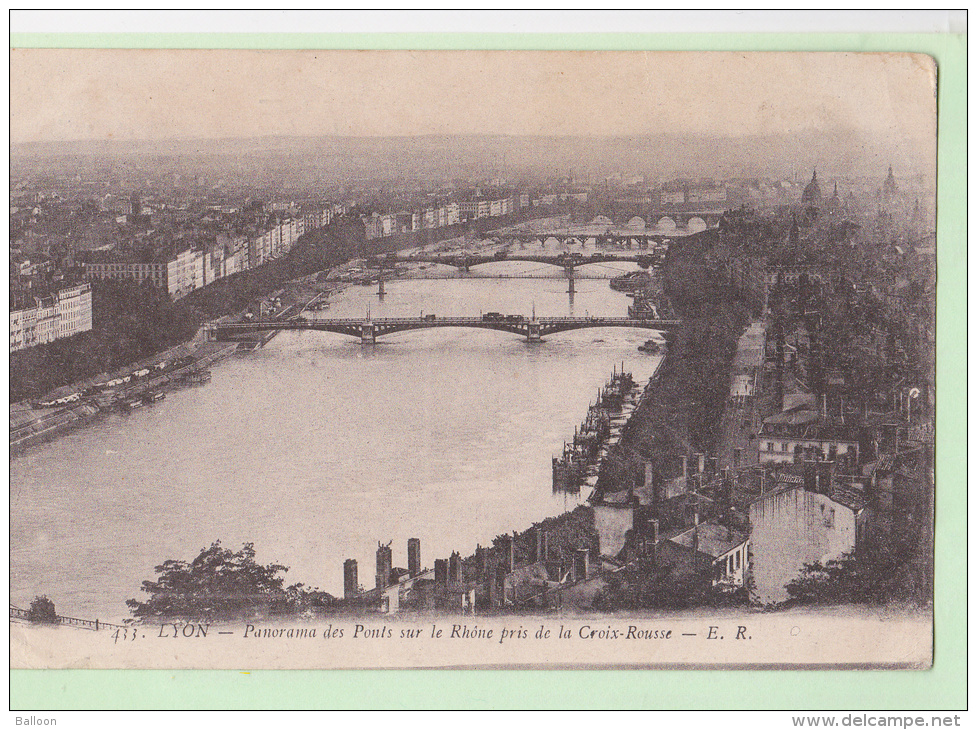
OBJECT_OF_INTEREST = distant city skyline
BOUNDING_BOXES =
[11,50,935,155]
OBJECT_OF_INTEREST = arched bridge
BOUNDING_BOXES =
[209,316,681,344]
[609,210,724,232]
[483,231,667,249]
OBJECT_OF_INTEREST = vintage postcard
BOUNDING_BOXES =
[10,48,937,672]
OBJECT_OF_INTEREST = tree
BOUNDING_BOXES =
[27,595,59,624]
[126,541,334,621]
[785,539,924,607]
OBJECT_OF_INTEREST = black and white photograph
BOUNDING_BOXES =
[10,45,937,670]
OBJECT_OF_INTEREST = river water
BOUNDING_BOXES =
[10,262,663,621]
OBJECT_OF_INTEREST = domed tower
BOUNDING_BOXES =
[801,170,822,206]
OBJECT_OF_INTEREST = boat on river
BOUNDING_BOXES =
[610,270,651,293]
[552,442,587,493]
[628,296,658,319]
[183,369,212,385]
[120,396,144,412]
[598,367,635,411]
[142,390,166,404]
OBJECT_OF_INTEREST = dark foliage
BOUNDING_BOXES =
[126,541,335,621]
[27,595,59,624]
[784,538,928,607]
[598,230,751,492]
[593,563,746,611]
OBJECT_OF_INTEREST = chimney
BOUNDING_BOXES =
[733,447,743,468]
[343,559,358,599]
[632,503,646,536]
[821,393,828,418]
[696,452,706,474]
[680,454,689,478]
[500,534,515,573]
[643,460,654,491]
[375,543,392,592]
[691,526,700,567]
[434,558,448,590]
[817,460,835,495]
[707,455,719,477]
[776,367,785,412]
[449,551,463,585]
[573,548,590,582]
[803,460,817,493]
[532,528,547,564]
[475,545,488,581]
[644,519,660,566]
[407,537,421,578]
[486,560,503,607]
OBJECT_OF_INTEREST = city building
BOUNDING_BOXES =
[82,247,205,300]
[661,522,751,591]
[10,281,93,352]
[749,476,867,604]
[758,410,860,467]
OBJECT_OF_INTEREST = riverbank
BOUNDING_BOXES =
[9,338,240,456]
[10,213,574,456]
[9,277,346,456]
[590,230,751,495]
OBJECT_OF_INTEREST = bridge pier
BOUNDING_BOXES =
[377,276,385,297]
[565,265,576,295]
[360,323,376,345]
[526,322,542,342]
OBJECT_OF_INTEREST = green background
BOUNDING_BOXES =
[9,30,967,710]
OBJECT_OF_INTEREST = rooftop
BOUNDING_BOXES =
[669,523,748,559]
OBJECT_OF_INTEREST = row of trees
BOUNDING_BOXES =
[595,230,751,498]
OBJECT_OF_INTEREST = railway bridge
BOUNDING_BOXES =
[209,315,681,344]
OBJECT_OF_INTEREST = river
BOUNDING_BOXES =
[10,263,663,621]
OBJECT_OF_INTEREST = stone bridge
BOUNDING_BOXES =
[605,210,724,232]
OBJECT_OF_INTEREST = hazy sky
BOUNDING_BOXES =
[10,49,936,150]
